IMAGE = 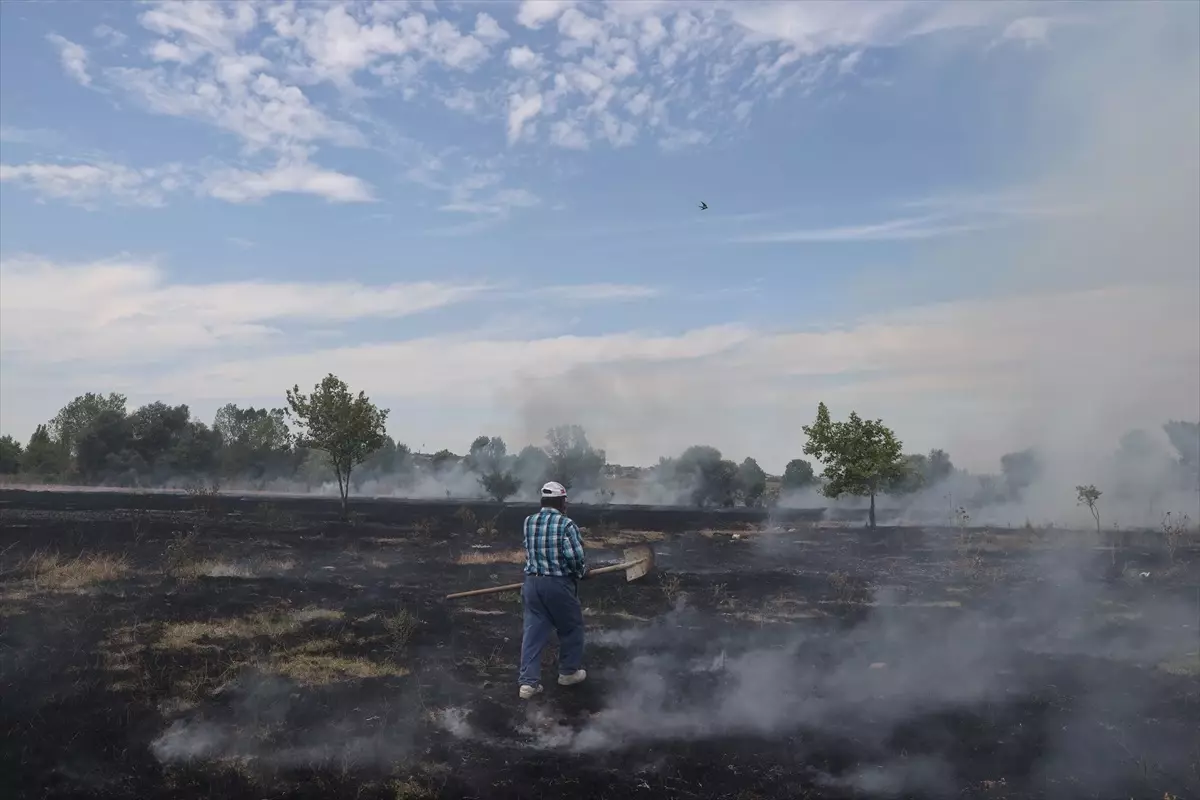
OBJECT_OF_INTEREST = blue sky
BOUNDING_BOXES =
[1,1,1197,473]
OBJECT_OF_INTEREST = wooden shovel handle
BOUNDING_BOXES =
[443,557,645,600]
[444,580,524,600]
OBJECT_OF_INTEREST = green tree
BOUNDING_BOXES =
[285,374,389,518]
[212,404,293,482]
[675,445,738,507]
[429,449,459,473]
[514,444,551,490]
[544,424,606,490]
[0,435,23,474]
[50,392,128,465]
[469,436,520,502]
[353,437,411,489]
[781,458,816,491]
[926,449,954,484]
[481,470,521,503]
[736,457,768,507]
[21,425,66,477]
[1076,484,1102,531]
[75,409,136,482]
[802,402,907,529]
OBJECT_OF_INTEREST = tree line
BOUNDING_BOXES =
[1,376,1196,525]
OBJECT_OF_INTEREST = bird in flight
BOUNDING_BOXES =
[698,201,708,210]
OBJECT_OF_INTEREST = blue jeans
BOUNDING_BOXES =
[518,574,584,686]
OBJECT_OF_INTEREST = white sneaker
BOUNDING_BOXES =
[557,669,587,686]
[518,684,543,700]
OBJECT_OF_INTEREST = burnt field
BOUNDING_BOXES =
[1,489,1198,800]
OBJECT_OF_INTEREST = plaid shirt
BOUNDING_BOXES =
[522,507,587,579]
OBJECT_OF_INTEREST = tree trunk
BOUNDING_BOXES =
[337,465,349,520]
[869,493,876,529]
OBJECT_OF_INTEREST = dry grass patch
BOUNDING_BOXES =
[271,651,408,685]
[157,607,344,651]
[23,550,131,590]
[456,549,525,565]
[587,529,666,547]
[1158,653,1200,677]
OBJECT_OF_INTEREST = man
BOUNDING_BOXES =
[517,480,588,700]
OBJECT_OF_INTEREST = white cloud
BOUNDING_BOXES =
[5,262,1190,473]
[0,161,185,208]
[46,34,91,86]
[517,0,575,30]
[531,284,660,302]
[202,160,377,204]
[506,45,544,71]
[734,215,986,243]
[1000,17,1052,46]
[107,63,363,154]
[1,156,373,208]
[49,0,1066,171]
[0,126,63,146]
[93,24,129,47]
[472,13,509,46]
[550,119,590,150]
[0,256,487,366]
[507,91,544,144]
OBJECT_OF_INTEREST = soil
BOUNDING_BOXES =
[1,488,1197,800]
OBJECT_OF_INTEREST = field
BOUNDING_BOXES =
[2,489,1198,800]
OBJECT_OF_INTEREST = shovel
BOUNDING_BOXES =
[444,545,656,600]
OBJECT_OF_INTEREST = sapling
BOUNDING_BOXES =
[1075,484,1108,563]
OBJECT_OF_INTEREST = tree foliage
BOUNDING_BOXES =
[888,448,955,495]
[50,392,127,459]
[21,425,65,476]
[781,459,816,491]
[469,436,520,502]
[802,402,906,528]
[736,457,768,507]
[514,444,552,489]
[661,445,738,507]
[1075,484,1102,531]
[0,435,23,474]
[544,424,606,490]
[285,374,389,517]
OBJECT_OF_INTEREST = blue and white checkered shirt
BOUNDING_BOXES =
[523,507,587,579]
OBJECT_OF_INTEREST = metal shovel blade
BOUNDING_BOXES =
[621,545,653,582]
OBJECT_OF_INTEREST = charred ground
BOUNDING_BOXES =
[1,489,1197,800]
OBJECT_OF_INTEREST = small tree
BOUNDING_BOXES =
[544,424,606,490]
[285,374,389,518]
[22,425,67,477]
[469,436,520,503]
[802,402,907,529]
[0,435,23,474]
[481,470,520,503]
[736,457,767,507]
[1075,484,1108,564]
[1075,484,1102,530]
[781,458,816,491]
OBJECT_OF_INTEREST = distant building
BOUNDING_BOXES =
[603,464,643,479]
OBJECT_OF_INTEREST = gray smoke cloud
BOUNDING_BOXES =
[436,533,1196,797]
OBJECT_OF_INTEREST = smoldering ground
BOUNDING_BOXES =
[440,531,1199,798]
[3,491,1198,799]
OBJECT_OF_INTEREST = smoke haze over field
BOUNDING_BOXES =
[435,531,1199,798]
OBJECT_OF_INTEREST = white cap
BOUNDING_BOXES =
[541,481,568,498]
